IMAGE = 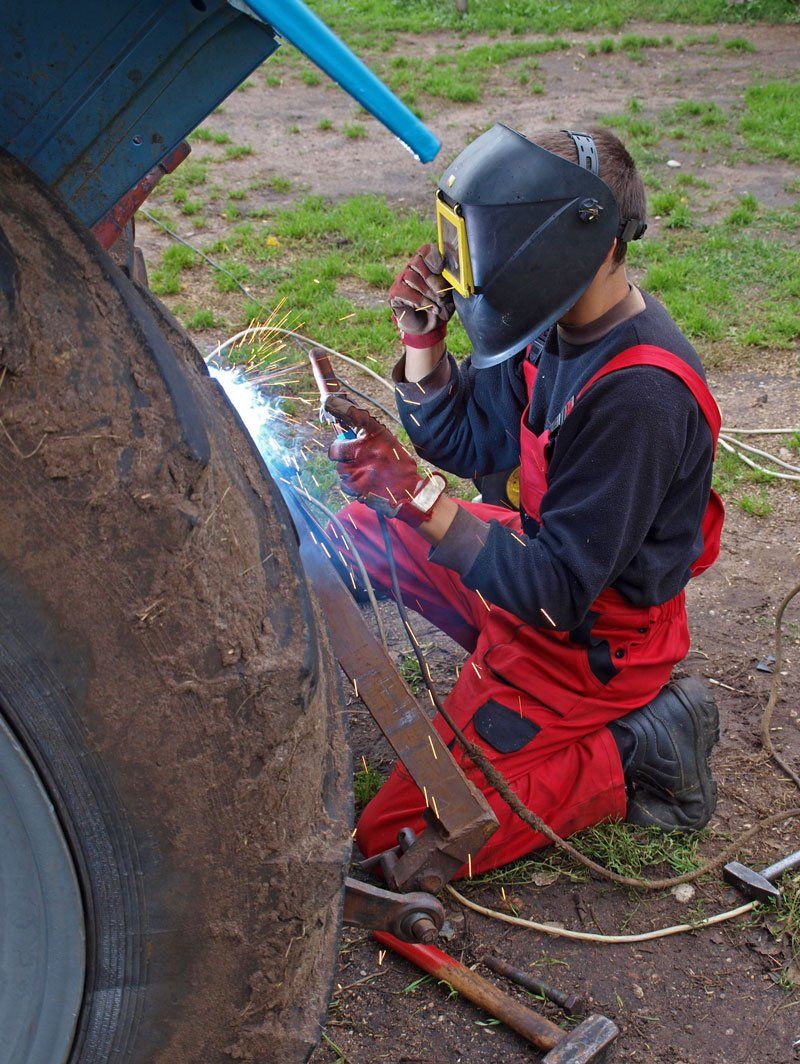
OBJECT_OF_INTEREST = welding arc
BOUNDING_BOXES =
[380,508,800,893]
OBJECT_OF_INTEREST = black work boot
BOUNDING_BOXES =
[609,677,719,832]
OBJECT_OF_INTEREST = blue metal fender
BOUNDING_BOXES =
[0,0,439,229]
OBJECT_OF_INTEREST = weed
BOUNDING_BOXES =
[317,117,334,131]
[739,491,773,517]
[676,173,711,189]
[353,760,383,807]
[228,188,247,202]
[287,124,300,134]
[183,307,222,330]
[713,447,773,495]
[236,79,254,92]
[190,127,232,145]
[223,204,241,221]
[178,199,204,217]
[741,80,800,163]
[268,175,293,193]
[398,649,425,690]
[571,822,705,876]
[726,192,759,227]
[224,144,254,160]
[343,122,367,140]
[310,0,800,36]
[300,69,321,86]
[149,242,198,296]
[264,73,281,87]
[724,36,756,51]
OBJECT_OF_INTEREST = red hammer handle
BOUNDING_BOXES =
[374,932,564,1051]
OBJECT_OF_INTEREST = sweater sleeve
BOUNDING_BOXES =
[392,350,528,478]
[430,367,713,631]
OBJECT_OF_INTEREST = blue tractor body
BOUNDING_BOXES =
[0,0,439,228]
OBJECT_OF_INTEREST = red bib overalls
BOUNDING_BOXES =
[338,345,723,874]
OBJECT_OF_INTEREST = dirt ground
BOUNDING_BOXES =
[136,19,800,1064]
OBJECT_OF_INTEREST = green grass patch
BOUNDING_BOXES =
[628,225,800,353]
[317,117,334,131]
[353,759,383,808]
[741,81,800,163]
[342,122,367,139]
[738,491,774,517]
[182,307,224,330]
[307,0,799,35]
[149,242,199,296]
[726,192,759,228]
[300,69,321,86]
[382,39,569,105]
[189,127,232,145]
[712,446,774,496]
[470,822,705,888]
[224,144,254,160]
[724,36,756,52]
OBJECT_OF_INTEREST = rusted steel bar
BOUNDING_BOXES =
[483,954,583,1015]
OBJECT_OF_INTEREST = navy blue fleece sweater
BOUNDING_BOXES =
[393,290,714,632]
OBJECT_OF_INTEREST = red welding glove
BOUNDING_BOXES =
[389,243,455,349]
[329,404,446,526]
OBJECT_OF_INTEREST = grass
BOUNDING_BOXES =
[353,759,383,808]
[762,873,800,989]
[189,127,231,145]
[224,144,254,160]
[342,122,367,140]
[382,39,570,105]
[738,491,774,517]
[712,447,774,497]
[741,81,800,163]
[470,822,705,888]
[398,649,427,691]
[307,0,799,35]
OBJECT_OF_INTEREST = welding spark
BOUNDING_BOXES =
[511,532,527,547]
[409,414,421,427]
[428,735,438,760]
[476,589,491,612]
[468,853,473,878]
[470,661,482,680]
[430,794,440,819]
[540,607,557,627]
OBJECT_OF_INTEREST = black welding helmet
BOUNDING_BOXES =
[436,124,626,369]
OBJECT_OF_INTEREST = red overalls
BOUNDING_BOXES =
[337,345,723,875]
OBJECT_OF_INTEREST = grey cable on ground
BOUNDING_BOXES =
[446,885,756,944]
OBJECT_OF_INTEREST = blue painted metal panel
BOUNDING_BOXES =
[0,0,278,227]
[0,0,440,230]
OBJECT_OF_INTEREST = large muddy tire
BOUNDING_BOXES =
[0,148,351,1062]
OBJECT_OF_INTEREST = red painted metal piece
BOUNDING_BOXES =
[91,141,190,250]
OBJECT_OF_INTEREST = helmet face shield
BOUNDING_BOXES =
[437,124,620,368]
[435,192,474,298]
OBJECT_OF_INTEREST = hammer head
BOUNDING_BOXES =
[723,860,781,902]
[542,1015,619,1063]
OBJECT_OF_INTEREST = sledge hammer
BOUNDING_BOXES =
[723,848,800,902]
[374,932,619,1062]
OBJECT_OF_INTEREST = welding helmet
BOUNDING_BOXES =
[436,124,640,369]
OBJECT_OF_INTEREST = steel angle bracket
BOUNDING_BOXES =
[287,494,498,893]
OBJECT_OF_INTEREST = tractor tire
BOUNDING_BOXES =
[0,148,351,1063]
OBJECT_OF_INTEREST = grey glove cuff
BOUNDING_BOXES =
[428,504,490,575]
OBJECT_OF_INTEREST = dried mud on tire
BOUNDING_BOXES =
[0,148,351,1062]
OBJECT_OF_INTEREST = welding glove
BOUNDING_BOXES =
[389,243,455,349]
[329,404,445,526]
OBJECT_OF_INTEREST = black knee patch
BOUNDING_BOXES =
[473,699,540,754]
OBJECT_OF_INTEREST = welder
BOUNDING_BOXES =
[330,124,725,876]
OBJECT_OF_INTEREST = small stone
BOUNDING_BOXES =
[671,884,695,903]
[667,159,682,168]
[633,984,645,999]
[726,1028,734,1036]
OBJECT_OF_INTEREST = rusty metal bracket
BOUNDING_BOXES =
[288,493,498,894]
[343,877,444,943]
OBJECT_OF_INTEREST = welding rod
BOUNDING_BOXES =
[482,954,584,1015]
[308,346,342,404]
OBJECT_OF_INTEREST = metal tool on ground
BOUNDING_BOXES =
[723,848,800,902]
[482,954,584,1016]
[343,878,444,943]
[374,931,618,1062]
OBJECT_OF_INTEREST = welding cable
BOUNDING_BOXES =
[446,885,757,944]
[289,485,389,651]
[380,510,800,892]
[717,437,800,483]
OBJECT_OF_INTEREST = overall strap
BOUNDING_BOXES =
[577,344,722,452]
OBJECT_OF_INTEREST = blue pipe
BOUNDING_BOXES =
[232,0,440,163]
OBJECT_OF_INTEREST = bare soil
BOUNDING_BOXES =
[135,19,800,1063]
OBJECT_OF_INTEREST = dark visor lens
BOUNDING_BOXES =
[440,214,462,279]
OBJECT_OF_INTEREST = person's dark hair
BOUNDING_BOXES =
[530,127,646,267]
